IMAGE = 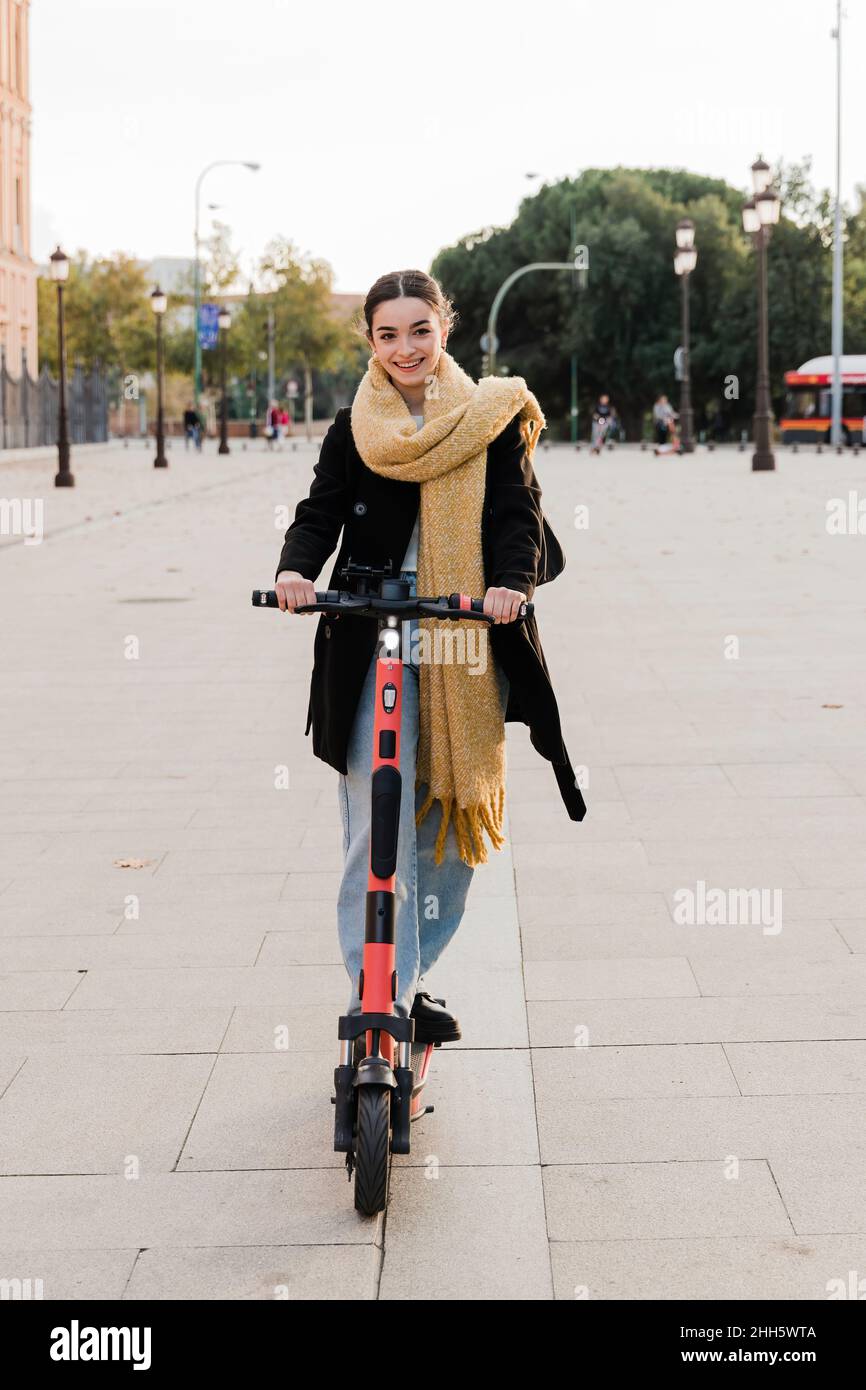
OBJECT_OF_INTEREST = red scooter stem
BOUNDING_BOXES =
[361,650,403,1034]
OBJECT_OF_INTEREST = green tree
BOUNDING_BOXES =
[432,164,866,439]
[37,250,153,378]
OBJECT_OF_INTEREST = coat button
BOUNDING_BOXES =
[353,501,367,516]
[324,624,331,638]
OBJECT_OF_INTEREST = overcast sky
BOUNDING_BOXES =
[30,0,864,293]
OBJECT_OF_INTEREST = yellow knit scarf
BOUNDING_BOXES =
[350,348,546,867]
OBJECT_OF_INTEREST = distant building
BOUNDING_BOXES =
[0,0,36,374]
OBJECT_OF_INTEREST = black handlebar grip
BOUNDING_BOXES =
[466,596,534,619]
[252,589,341,609]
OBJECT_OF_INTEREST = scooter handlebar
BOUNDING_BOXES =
[251,589,533,622]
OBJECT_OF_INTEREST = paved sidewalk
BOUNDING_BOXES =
[1,439,865,1300]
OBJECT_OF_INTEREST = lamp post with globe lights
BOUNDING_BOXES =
[50,246,73,488]
[742,159,782,471]
[673,219,697,453]
[151,286,168,469]
[218,305,231,455]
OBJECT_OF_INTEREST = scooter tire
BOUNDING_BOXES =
[354,1085,391,1215]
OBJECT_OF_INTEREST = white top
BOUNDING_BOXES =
[398,413,424,572]
[796,355,866,375]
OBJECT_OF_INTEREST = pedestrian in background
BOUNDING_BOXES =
[183,403,203,452]
[265,400,280,450]
[653,393,675,446]
[590,393,615,454]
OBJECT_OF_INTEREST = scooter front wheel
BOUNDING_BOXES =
[354,1086,391,1215]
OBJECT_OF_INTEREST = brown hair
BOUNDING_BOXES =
[354,269,458,343]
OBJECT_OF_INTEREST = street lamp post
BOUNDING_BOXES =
[742,159,782,472]
[151,286,168,468]
[194,160,260,407]
[50,246,73,487]
[674,219,697,454]
[218,306,231,455]
[830,0,844,448]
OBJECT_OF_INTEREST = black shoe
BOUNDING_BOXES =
[410,991,461,1044]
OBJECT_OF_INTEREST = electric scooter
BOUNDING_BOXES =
[253,562,533,1215]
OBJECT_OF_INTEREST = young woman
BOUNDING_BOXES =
[274,269,585,1042]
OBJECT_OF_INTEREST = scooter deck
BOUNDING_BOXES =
[410,1041,435,1116]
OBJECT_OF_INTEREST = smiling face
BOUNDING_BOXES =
[367,296,447,393]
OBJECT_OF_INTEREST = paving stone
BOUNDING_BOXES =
[65,964,347,1010]
[543,1162,790,1240]
[724,1040,866,1095]
[770,1159,866,1234]
[535,1093,866,1164]
[0,1171,377,1248]
[0,1248,139,1301]
[549,1235,866,1300]
[0,971,83,1010]
[524,956,698,1001]
[380,1167,551,1300]
[531,1043,738,1101]
[0,1008,230,1056]
[0,1054,214,1174]
[527,994,866,1047]
[123,1244,376,1300]
[0,932,263,971]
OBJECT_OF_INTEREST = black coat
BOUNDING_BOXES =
[275,407,587,823]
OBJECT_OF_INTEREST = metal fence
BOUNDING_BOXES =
[0,348,109,450]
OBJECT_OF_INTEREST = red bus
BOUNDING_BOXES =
[782,355,866,445]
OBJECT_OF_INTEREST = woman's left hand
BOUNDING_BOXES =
[483,586,527,624]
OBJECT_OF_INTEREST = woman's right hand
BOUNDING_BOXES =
[275,570,317,614]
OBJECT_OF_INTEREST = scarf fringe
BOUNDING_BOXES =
[416,784,506,868]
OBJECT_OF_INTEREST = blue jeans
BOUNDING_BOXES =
[336,569,508,1015]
